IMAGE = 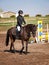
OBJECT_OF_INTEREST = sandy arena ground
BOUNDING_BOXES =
[0,34,49,65]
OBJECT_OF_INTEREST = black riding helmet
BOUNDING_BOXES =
[18,10,23,14]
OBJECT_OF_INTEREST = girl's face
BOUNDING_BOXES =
[20,14,23,16]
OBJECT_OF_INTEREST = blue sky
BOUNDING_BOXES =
[0,0,49,16]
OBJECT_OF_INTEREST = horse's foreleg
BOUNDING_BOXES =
[13,42,15,50]
[26,41,28,54]
[20,40,24,53]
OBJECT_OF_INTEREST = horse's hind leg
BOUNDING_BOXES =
[10,39,15,53]
[10,42,13,51]
[20,40,24,53]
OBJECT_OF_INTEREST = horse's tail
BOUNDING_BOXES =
[6,30,9,46]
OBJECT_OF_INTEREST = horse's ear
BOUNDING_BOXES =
[33,24,35,27]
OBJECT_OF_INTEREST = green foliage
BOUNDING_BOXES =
[24,14,29,17]
[0,16,1,18]
[10,15,16,18]
[36,14,42,17]
[45,15,49,17]
[29,37,33,41]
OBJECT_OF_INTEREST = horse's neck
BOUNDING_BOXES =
[25,26,31,32]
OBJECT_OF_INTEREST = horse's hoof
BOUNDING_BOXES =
[10,50,15,53]
[20,51,23,54]
[12,50,16,53]
[10,49,12,51]
[12,51,15,53]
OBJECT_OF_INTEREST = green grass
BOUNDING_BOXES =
[26,20,37,24]
[0,17,49,31]
[0,22,12,26]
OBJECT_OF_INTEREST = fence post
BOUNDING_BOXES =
[47,24,49,43]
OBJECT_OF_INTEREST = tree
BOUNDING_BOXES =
[36,14,42,17]
[10,15,16,18]
[24,14,29,17]
[45,15,49,17]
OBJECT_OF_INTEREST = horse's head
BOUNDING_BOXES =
[27,24,37,37]
[25,24,37,37]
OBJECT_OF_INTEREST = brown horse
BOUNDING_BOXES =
[6,24,37,54]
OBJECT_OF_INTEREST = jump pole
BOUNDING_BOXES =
[38,20,43,43]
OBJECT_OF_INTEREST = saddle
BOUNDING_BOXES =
[16,26,24,39]
[12,26,23,39]
[11,27,20,39]
[16,28,20,38]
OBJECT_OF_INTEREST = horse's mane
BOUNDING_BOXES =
[24,24,35,27]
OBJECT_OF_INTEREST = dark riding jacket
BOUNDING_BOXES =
[17,15,26,27]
